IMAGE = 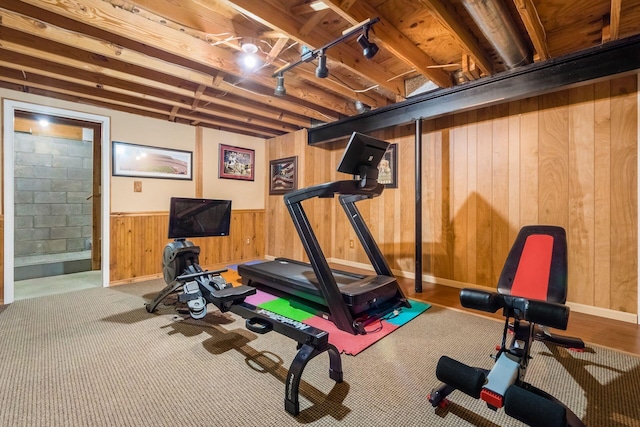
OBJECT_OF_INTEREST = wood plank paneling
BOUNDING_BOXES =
[568,85,595,305]
[264,75,638,316]
[610,75,638,314]
[491,104,510,285]
[594,81,612,309]
[109,210,264,282]
[475,107,493,287]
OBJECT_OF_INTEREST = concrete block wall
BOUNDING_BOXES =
[13,132,93,258]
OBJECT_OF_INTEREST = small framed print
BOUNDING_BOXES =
[112,141,192,180]
[219,144,255,181]
[377,143,397,188]
[269,156,298,195]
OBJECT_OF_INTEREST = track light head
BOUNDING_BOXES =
[274,74,286,96]
[315,51,329,78]
[357,32,379,59]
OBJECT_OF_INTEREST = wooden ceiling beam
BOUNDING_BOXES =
[513,0,550,60]
[0,36,306,130]
[418,0,493,75]
[12,0,354,117]
[321,0,453,88]
[117,0,386,110]
[0,6,323,124]
[169,105,180,121]
[0,57,293,133]
[266,37,289,63]
[192,84,207,110]
[610,0,622,41]
[220,0,407,96]
[110,0,260,46]
[0,67,281,137]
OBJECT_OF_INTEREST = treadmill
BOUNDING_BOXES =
[238,132,411,335]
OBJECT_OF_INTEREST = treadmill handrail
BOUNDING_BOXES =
[284,179,384,204]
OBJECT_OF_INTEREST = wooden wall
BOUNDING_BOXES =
[110,210,264,283]
[265,130,334,262]
[266,74,638,316]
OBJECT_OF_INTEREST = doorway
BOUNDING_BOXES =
[3,100,111,304]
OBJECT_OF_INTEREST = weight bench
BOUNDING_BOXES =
[428,225,586,427]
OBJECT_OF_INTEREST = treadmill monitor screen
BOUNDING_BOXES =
[167,197,232,239]
[336,132,389,177]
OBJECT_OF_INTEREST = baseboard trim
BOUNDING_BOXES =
[326,258,638,324]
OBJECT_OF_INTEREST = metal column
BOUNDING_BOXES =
[415,119,423,293]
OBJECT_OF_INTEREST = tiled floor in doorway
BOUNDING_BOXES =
[14,270,102,300]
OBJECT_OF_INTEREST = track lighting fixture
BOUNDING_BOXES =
[274,73,286,96]
[272,17,380,95]
[357,31,379,60]
[315,50,329,78]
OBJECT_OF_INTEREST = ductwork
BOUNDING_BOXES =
[460,0,532,69]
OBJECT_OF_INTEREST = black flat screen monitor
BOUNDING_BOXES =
[167,197,232,239]
[336,132,389,177]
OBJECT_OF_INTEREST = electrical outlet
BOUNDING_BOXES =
[349,239,354,248]
[133,181,142,192]
[245,238,250,245]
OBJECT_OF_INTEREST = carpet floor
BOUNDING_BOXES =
[0,278,638,426]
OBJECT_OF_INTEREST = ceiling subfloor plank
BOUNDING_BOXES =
[418,0,494,75]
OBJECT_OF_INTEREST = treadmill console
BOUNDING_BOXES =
[337,132,389,188]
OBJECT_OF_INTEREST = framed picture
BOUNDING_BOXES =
[269,156,298,195]
[112,141,192,180]
[219,144,255,181]
[377,143,397,188]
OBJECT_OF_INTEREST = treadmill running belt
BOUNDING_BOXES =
[238,259,400,315]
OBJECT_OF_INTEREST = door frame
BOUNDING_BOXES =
[3,99,111,304]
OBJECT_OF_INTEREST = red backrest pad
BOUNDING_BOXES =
[510,234,554,300]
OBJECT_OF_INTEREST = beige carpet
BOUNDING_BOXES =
[0,279,638,427]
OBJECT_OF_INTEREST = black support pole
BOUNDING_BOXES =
[415,119,423,293]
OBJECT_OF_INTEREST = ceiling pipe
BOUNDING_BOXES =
[460,0,532,69]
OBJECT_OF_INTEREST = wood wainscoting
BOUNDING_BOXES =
[110,210,264,283]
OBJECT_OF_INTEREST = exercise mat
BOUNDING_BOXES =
[224,265,430,355]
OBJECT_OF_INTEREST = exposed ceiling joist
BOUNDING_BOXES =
[0,8,310,127]
[322,0,454,88]
[220,0,406,96]
[513,0,550,60]
[12,0,355,118]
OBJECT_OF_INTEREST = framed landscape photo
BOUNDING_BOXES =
[377,143,397,188]
[269,156,298,195]
[112,141,192,180]
[219,144,255,181]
